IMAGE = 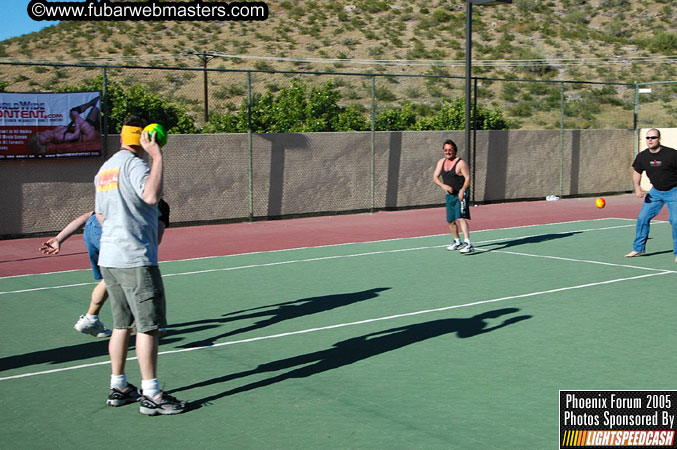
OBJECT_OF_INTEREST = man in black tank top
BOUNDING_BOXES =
[433,139,473,254]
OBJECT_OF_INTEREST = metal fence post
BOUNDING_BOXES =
[472,77,478,204]
[247,71,254,221]
[633,81,639,157]
[370,75,376,213]
[102,66,108,157]
[560,81,565,197]
[195,52,212,123]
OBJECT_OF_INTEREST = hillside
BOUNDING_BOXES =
[1,0,676,129]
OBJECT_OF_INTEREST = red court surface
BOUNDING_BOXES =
[0,193,662,278]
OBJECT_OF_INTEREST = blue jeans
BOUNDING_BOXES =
[632,186,677,255]
[83,214,102,280]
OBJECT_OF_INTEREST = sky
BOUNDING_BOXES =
[0,1,60,42]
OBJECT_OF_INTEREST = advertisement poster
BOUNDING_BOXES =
[0,92,102,160]
[560,391,677,449]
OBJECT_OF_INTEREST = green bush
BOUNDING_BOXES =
[431,9,453,24]
[501,83,521,102]
[205,81,512,134]
[206,80,371,133]
[647,32,677,54]
[336,104,370,131]
[374,85,397,102]
[376,104,417,131]
[413,99,510,131]
[358,0,390,14]
[203,111,240,133]
[509,102,533,118]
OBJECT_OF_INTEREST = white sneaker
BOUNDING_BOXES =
[446,241,463,251]
[74,315,112,338]
[459,243,474,254]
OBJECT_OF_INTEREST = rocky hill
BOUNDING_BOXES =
[1,0,676,129]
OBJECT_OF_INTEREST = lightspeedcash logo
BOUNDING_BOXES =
[28,0,269,22]
[560,391,677,449]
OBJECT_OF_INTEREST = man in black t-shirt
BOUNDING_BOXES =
[625,129,677,262]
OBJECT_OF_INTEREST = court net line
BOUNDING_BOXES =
[0,222,654,296]
[1,268,672,382]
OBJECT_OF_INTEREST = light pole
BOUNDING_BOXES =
[465,0,512,203]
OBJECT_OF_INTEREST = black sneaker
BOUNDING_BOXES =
[139,391,187,416]
[106,383,142,407]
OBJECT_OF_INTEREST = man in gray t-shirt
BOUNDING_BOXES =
[96,148,160,267]
[94,114,185,415]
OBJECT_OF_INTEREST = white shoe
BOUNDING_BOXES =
[446,241,463,251]
[74,315,112,338]
[459,243,474,254]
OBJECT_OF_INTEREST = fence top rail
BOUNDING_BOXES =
[474,75,635,87]
[638,80,677,86]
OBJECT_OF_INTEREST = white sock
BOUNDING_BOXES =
[142,378,161,398]
[454,238,461,244]
[111,374,127,390]
[86,314,99,322]
[465,239,472,245]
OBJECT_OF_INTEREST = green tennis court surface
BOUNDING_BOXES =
[1,218,676,449]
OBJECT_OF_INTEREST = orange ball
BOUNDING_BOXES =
[595,198,606,209]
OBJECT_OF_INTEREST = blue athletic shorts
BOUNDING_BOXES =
[445,193,471,222]
[83,214,102,281]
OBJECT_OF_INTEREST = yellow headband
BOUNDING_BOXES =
[121,125,143,147]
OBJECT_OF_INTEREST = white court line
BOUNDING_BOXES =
[0,222,657,296]
[160,223,664,277]
[0,217,641,280]
[167,217,638,264]
[0,282,98,295]
[479,248,677,274]
[1,269,672,382]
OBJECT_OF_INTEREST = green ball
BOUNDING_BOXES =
[143,123,168,147]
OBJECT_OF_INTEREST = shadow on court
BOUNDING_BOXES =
[475,231,582,253]
[642,249,674,257]
[172,307,531,407]
[174,287,391,349]
[0,337,182,372]
[1,288,390,372]
[628,235,673,257]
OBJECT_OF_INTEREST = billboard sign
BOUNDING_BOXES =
[0,91,102,160]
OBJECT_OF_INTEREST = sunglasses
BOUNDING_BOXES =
[646,136,659,140]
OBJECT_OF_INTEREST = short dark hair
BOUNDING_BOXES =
[443,139,457,152]
[122,114,148,129]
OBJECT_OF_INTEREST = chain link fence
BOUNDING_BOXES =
[1,61,675,237]
[7,61,674,133]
